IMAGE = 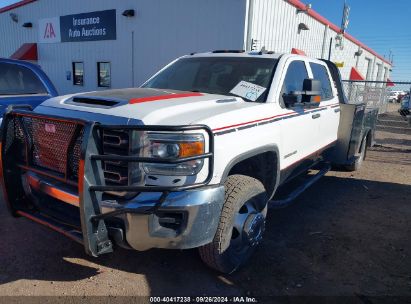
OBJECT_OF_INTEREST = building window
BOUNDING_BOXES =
[98,62,111,87]
[72,62,84,86]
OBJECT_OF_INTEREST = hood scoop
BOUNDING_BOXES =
[69,97,121,108]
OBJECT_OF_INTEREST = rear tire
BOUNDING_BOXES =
[345,134,368,171]
[199,175,267,273]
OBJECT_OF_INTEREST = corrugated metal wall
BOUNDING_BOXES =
[0,0,392,95]
[0,0,246,94]
[248,0,391,81]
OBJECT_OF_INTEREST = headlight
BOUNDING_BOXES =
[142,133,205,176]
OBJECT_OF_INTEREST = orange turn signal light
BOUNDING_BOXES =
[313,95,321,102]
[179,141,205,157]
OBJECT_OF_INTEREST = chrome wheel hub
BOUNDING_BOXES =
[243,213,265,247]
[231,200,265,251]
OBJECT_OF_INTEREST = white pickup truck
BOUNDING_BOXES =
[0,51,376,273]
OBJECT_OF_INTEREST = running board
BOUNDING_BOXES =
[16,210,83,244]
[269,163,331,209]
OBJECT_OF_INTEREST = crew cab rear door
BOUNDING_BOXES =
[307,61,340,147]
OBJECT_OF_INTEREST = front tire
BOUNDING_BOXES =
[199,175,267,273]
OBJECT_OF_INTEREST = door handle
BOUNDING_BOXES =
[334,108,341,113]
[312,113,321,119]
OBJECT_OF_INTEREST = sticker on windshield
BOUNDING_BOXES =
[230,81,267,102]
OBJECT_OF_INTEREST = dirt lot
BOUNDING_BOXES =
[0,105,410,301]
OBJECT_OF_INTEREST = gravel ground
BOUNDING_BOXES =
[0,105,410,302]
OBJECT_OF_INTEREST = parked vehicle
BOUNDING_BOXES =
[388,91,399,102]
[388,90,406,103]
[399,94,410,117]
[0,58,58,121]
[0,51,377,273]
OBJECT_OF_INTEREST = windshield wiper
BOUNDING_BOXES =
[187,90,256,102]
[224,92,254,102]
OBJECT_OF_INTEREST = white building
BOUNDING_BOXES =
[0,0,392,95]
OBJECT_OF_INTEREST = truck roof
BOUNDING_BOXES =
[0,57,42,69]
[187,51,284,60]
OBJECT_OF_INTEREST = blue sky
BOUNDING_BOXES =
[0,0,16,8]
[304,0,411,81]
[1,0,410,80]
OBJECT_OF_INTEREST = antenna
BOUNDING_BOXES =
[340,1,350,34]
[336,1,350,51]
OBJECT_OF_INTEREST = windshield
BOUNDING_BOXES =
[143,57,277,102]
[0,63,47,96]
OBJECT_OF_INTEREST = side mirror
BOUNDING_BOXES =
[302,79,321,103]
[284,79,322,108]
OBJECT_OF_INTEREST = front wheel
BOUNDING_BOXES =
[199,175,267,273]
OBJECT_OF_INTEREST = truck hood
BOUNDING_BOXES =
[38,88,258,126]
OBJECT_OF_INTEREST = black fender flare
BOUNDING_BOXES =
[220,144,281,200]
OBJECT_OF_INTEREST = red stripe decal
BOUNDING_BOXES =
[130,92,203,104]
[212,103,340,132]
[212,112,295,132]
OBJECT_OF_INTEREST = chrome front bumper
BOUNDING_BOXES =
[101,186,225,251]
[22,173,225,251]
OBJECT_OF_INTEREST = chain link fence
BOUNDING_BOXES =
[342,80,411,150]
[342,80,411,114]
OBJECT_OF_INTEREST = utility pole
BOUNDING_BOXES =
[328,37,333,60]
[335,1,350,50]
[340,1,350,34]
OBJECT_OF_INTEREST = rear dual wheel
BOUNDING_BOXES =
[346,134,368,171]
[199,175,267,273]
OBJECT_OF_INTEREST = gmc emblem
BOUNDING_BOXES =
[44,123,56,133]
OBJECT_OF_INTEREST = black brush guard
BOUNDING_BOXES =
[0,107,214,256]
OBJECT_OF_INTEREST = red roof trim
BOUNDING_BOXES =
[291,48,307,56]
[129,92,203,104]
[349,67,365,81]
[386,78,395,87]
[0,0,37,14]
[287,0,391,65]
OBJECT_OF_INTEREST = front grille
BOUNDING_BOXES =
[102,129,130,185]
[68,128,84,179]
[12,116,84,180]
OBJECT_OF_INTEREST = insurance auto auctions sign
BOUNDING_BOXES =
[39,9,116,43]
